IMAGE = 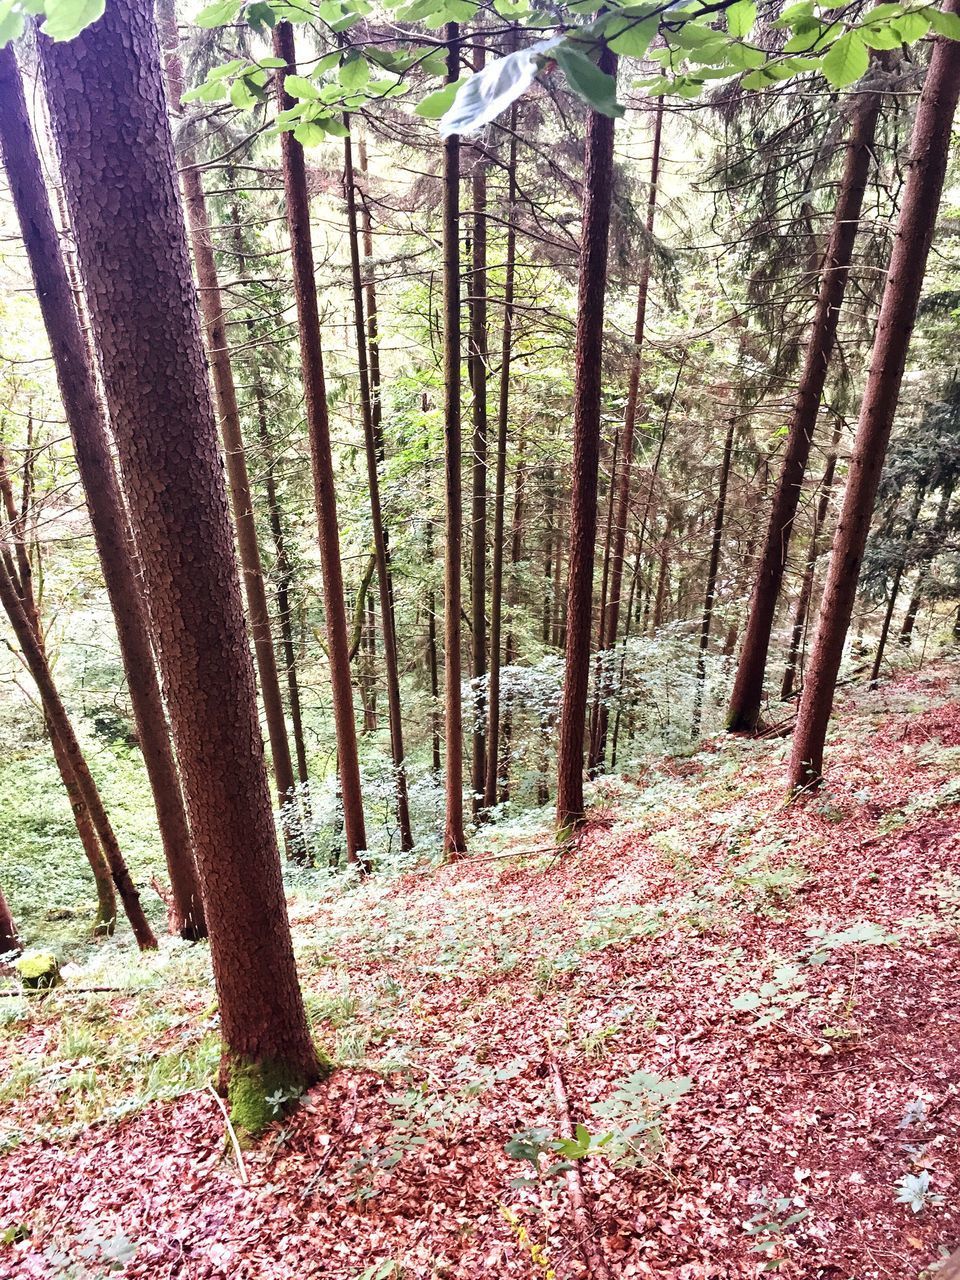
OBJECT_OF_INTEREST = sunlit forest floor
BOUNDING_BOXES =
[3,662,960,1279]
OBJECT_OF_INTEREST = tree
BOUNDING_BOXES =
[555,49,620,834]
[726,75,886,733]
[0,879,18,955]
[692,417,736,737]
[40,0,320,1124]
[0,43,205,938]
[273,19,368,866]
[788,3,960,791]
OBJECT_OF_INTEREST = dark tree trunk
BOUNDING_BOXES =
[555,50,618,834]
[789,12,960,790]
[542,475,555,644]
[484,106,518,811]
[692,418,736,737]
[727,81,885,732]
[900,483,954,646]
[588,432,619,772]
[343,121,413,850]
[870,487,925,685]
[0,880,18,955]
[40,0,319,1115]
[499,439,525,804]
[425,519,442,777]
[0,46,205,939]
[158,1,298,846]
[442,23,467,855]
[780,425,842,701]
[592,99,664,768]
[273,21,367,865]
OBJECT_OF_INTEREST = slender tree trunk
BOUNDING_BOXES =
[273,21,367,865]
[555,50,618,834]
[900,482,954,645]
[552,496,566,651]
[499,440,525,804]
[468,48,488,817]
[41,0,319,1115]
[48,724,118,935]
[870,487,925,685]
[0,555,156,948]
[692,418,736,737]
[781,423,842,700]
[0,51,205,937]
[343,121,413,851]
[484,108,518,811]
[588,432,619,771]
[727,81,885,732]
[542,476,555,644]
[426,520,442,777]
[0,880,18,954]
[593,100,664,767]
[157,4,298,849]
[442,22,467,855]
[789,12,960,790]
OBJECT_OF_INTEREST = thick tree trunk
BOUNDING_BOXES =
[788,11,960,790]
[0,46,205,939]
[157,1,297,845]
[0,556,156,949]
[40,0,319,1117]
[343,121,413,851]
[692,418,736,737]
[780,423,842,700]
[442,22,467,855]
[273,20,367,865]
[555,49,618,834]
[0,880,18,955]
[592,100,664,767]
[727,81,885,732]
[484,106,518,812]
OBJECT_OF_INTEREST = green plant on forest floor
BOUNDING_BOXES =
[743,1188,809,1272]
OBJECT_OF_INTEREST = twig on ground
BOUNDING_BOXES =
[206,1081,249,1185]
[547,1055,612,1280]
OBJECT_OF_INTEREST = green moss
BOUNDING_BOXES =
[15,951,61,990]
[226,1047,332,1139]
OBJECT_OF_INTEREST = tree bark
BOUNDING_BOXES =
[0,45,205,939]
[343,120,413,851]
[40,0,319,1111]
[869,486,925,685]
[555,49,618,834]
[727,80,885,732]
[273,20,367,865]
[788,10,960,790]
[692,418,736,737]
[442,22,467,855]
[0,880,18,955]
[899,482,954,646]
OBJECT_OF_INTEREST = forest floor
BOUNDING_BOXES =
[3,662,960,1279]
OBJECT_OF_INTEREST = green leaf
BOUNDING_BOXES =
[340,53,369,89]
[293,121,328,146]
[194,0,241,28]
[821,30,869,86]
[891,9,930,41]
[40,0,105,40]
[553,44,624,118]
[930,8,960,39]
[771,1,814,30]
[230,76,256,108]
[284,73,321,99]
[726,0,756,38]
[415,75,469,118]
[246,1,276,28]
[320,116,350,136]
[605,13,659,57]
[859,22,904,48]
[724,41,766,69]
[0,0,25,46]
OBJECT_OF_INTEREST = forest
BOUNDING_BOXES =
[0,0,959,1273]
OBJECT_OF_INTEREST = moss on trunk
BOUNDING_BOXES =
[225,1049,331,1139]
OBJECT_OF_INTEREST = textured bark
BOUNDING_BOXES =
[48,724,118,936]
[727,82,885,732]
[692,419,736,738]
[425,518,442,777]
[442,22,467,855]
[555,49,618,833]
[870,487,925,685]
[588,435,619,772]
[40,0,318,1082]
[273,20,367,864]
[0,880,18,955]
[0,44,205,938]
[789,10,960,790]
[899,483,954,646]
[0,554,156,948]
[499,440,525,804]
[343,121,413,851]
[592,99,663,768]
[483,104,518,812]
[468,64,489,816]
[781,425,842,700]
[157,3,297,842]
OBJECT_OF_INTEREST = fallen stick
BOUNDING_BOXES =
[206,1081,249,1185]
[547,1056,612,1280]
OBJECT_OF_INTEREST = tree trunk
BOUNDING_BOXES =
[788,11,960,790]
[555,48,618,834]
[0,49,205,937]
[593,99,664,767]
[727,80,885,732]
[499,438,525,804]
[870,487,925,685]
[157,5,298,852]
[900,482,954,646]
[484,105,518,811]
[343,120,413,851]
[780,423,842,700]
[425,519,442,777]
[48,724,118,936]
[40,0,320,1118]
[692,418,736,737]
[588,431,619,772]
[0,555,156,949]
[442,22,467,855]
[273,21,367,866]
[0,880,18,955]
